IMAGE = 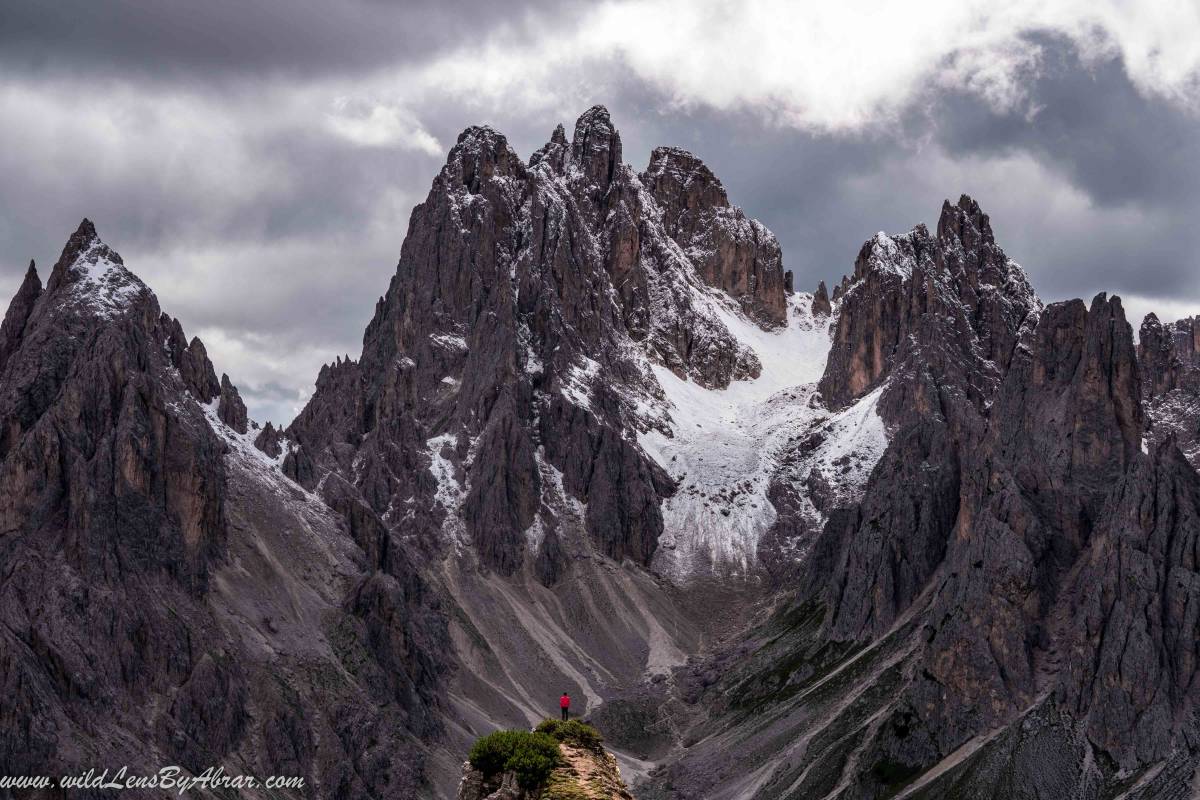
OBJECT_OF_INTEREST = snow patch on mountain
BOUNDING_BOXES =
[427,433,468,544]
[561,355,601,410]
[637,291,889,580]
[65,241,148,319]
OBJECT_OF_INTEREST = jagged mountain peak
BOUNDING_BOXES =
[14,259,41,299]
[0,222,450,800]
[642,146,730,211]
[447,125,525,193]
[41,218,153,322]
[812,279,831,315]
[0,259,44,373]
[821,196,1041,413]
[59,216,101,262]
[529,122,569,173]
[550,121,567,145]
[937,192,995,247]
[570,104,622,189]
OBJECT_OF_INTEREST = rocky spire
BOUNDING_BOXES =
[46,218,104,289]
[642,146,729,215]
[570,105,622,191]
[819,195,1038,413]
[0,260,42,374]
[529,122,569,173]
[59,217,100,263]
[1139,313,1177,395]
[936,193,994,249]
[254,421,283,458]
[217,373,248,433]
[811,280,831,316]
[1139,312,1200,467]
[452,125,524,193]
[640,145,787,326]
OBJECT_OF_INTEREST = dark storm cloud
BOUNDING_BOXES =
[0,0,585,82]
[916,34,1200,303]
[935,34,1200,209]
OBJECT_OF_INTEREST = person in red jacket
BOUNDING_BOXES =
[559,692,570,721]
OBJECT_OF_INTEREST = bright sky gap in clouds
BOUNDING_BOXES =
[2,0,1199,424]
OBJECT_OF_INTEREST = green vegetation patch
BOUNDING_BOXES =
[535,718,604,751]
[468,729,561,789]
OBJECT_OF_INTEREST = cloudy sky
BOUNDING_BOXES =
[3,1,1200,424]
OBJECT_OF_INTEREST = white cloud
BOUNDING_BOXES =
[326,97,444,154]
[370,0,1200,133]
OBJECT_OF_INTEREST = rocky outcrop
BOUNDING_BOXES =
[254,420,284,458]
[811,279,830,316]
[1140,313,1200,467]
[641,146,786,327]
[456,740,634,800]
[0,260,41,373]
[819,195,1039,418]
[218,372,248,433]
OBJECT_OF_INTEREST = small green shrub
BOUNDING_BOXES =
[468,729,561,789]
[535,718,563,738]
[535,718,603,751]
[506,732,561,789]
[469,730,525,776]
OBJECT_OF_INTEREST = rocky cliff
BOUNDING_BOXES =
[1140,313,1200,468]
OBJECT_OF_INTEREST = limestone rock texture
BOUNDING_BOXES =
[1140,312,1200,467]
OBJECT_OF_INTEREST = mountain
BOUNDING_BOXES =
[641,201,1200,800]
[0,222,446,798]
[3,107,1200,800]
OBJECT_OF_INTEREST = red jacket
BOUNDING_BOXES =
[559,695,570,709]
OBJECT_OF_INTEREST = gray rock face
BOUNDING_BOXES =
[0,222,448,799]
[1140,312,1200,467]
[641,146,787,326]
